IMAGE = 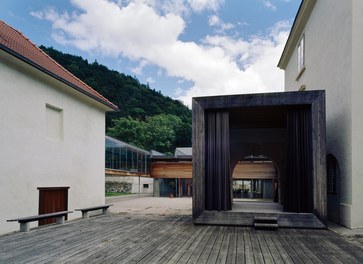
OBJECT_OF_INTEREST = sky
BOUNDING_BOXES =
[1,0,301,107]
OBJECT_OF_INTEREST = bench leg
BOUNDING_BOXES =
[102,208,109,214]
[56,215,65,224]
[20,222,30,232]
[82,211,90,219]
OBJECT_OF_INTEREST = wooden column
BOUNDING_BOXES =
[192,99,205,219]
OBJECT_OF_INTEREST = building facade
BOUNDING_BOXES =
[278,0,363,228]
[0,21,117,234]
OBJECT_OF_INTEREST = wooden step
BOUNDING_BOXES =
[254,223,279,230]
[254,216,277,223]
[254,216,278,230]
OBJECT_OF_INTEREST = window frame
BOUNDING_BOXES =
[296,34,305,80]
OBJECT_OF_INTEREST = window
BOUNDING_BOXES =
[143,184,149,189]
[327,154,339,194]
[46,104,63,141]
[297,35,305,76]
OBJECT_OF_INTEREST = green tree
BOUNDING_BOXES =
[107,114,185,154]
[107,116,144,148]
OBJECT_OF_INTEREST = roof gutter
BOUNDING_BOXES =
[0,44,118,111]
[277,0,317,70]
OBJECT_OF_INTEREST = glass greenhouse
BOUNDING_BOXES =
[105,136,150,174]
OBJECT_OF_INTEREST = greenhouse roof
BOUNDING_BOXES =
[105,136,150,155]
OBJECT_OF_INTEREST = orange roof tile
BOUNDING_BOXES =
[0,20,118,110]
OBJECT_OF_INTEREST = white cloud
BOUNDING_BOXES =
[34,0,290,107]
[208,15,234,32]
[131,60,149,75]
[263,1,277,11]
[30,11,44,19]
[146,77,155,84]
[187,0,224,13]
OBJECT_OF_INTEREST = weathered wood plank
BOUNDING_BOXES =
[206,226,226,263]
[243,228,255,264]
[250,229,264,264]
[165,224,206,263]
[194,225,221,264]
[216,226,232,263]
[256,231,274,264]
[280,229,314,264]
[284,229,323,263]
[1,214,363,264]
[236,227,246,264]
[225,227,237,264]
[147,221,196,264]
[267,230,294,264]
[297,229,343,263]
[262,230,284,263]
[185,225,215,263]
[275,228,305,264]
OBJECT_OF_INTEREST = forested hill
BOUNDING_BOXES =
[40,46,192,152]
[40,46,191,125]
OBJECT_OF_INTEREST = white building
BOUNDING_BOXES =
[0,20,117,234]
[278,0,363,228]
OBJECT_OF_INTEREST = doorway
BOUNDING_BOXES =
[38,187,69,225]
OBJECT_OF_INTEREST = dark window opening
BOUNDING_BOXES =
[327,154,339,194]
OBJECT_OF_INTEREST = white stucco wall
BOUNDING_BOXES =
[283,0,360,227]
[351,0,363,228]
[0,50,108,234]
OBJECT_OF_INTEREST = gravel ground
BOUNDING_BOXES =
[106,194,192,216]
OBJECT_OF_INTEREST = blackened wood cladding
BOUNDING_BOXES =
[205,111,231,211]
[311,95,327,221]
[285,107,313,213]
[192,99,205,219]
[192,90,327,223]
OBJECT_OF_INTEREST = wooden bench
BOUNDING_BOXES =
[7,211,73,232]
[75,204,113,219]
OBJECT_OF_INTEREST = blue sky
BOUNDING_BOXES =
[1,0,300,107]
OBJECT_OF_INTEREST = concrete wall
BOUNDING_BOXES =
[105,176,154,194]
[283,0,363,228]
[0,50,107,234]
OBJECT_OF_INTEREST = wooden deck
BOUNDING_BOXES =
[1,214,363,263]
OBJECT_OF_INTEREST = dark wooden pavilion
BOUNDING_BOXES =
[192,91,326,225]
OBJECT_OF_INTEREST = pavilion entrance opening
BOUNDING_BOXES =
[192,91,327,226]
[228,106,287,213]
[231,156,282,213]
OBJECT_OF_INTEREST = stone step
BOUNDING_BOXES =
[254,223,279,230]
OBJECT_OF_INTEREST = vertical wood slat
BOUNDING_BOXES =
[205,110,231,211]
[285,107,313,213]
[311,96,327,221]
[192,99,205,219]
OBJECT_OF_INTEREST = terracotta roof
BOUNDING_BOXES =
[0,20,118,110]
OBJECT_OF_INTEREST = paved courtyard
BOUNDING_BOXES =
[1,196,363,263]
